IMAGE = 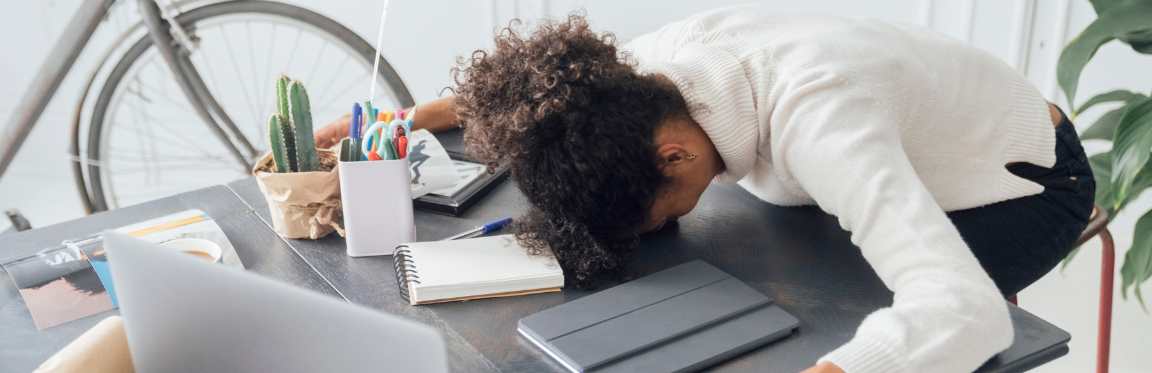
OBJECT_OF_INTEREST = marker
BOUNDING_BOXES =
[396,136,408,158]
[442,218,513,240]
[362,101,374,161]
[349,103,363,162]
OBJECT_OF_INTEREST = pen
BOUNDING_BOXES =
[442,217,513,240]
[349,103,363,162]
[362,101,374,161]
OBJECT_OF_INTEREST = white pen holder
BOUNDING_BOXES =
[338,158,416,257]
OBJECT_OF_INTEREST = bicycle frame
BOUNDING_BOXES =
[0,0,255,187]
[0,0,115,183]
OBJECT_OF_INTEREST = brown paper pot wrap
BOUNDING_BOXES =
[253,149,344,239]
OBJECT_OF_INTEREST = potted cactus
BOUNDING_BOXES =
[253,74,343,239]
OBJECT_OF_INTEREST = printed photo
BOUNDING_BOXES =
[2,245,113,329]
[407,129,461,198]
[0,209,241,329]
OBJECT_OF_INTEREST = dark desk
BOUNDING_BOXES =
[229,176,1070,373]
[0,186,341,372]
[0,162,1069,373]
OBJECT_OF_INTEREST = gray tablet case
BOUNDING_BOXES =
[518,260,799,373]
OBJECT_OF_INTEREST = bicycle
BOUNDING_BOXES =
[1,0,413,214]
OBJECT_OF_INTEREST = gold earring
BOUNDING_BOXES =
[686,154,698,160]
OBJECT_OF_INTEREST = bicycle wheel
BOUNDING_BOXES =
[83,1,414,211]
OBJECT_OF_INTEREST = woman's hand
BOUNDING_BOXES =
[311,96,459,149]
[314,114,351,149]
[800,362,845,373]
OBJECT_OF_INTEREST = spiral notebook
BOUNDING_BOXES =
[393,235,564,305]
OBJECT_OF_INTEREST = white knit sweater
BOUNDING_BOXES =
[626,8,1056,373]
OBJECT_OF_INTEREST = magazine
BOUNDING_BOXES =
[0,209,241,329]
[407,129,461,199]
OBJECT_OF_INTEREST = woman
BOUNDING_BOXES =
[316,9,1093,373]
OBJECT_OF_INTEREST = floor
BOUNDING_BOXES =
[1,1,1149,372]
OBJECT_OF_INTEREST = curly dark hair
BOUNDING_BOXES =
[452,12,687,289]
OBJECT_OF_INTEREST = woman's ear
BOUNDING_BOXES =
[656,143,691,176]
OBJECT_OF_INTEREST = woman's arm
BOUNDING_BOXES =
[409,95,460,133]
[313,95,458,149]
[772,72,1013,373]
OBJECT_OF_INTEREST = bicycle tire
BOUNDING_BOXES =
[82,0,415,212]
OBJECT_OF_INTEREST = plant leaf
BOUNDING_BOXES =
[1110,97,1152,208]
[1133,155,1152,199]
[1061,246,1082,273]
[1120,28,1152,54]
[1089,0,1126,15]
[1075,90,1145,116]
[1087,150,1152,218]
[1120,209,1152,312]
[1057,3,1152,110]
[1067,152,1118,271]
[1082,106,1131,141]
[1091,152,1120,220]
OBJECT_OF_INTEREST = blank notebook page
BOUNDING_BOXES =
[407,235,562,291]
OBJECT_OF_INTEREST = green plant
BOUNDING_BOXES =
[1057,0,1152,310]
[268,74,319,173]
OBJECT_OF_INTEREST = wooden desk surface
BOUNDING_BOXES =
[0,135,1069,372]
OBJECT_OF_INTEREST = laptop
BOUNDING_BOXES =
[103,232,448,373]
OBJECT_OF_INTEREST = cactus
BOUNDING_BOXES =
[268,114,296,172]
[275,74,290,126]
[269,115,287,173]
[268,74,315,173]
[288,80,318,172]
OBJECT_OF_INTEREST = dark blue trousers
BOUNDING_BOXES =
[947,108,1095,298]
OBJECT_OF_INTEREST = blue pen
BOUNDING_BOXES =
[442,217,513,240]
[350,103,363,162]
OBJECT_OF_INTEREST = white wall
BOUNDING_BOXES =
[0,0,1150,371]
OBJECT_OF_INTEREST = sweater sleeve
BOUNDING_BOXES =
[770,73,1014,373]
[647,36,1015,372]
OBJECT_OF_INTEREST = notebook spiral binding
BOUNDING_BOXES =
[392,245,420,302]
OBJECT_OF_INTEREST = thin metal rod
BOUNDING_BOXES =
[219,24,262,133]
[369,0,390,106]
[136,0,250,171]
[179,54,259,159]
[1097,228,1114,373]
[0,0,116,183]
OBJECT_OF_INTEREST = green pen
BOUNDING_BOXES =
[363,100,374,123]
[362,100,374,159]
